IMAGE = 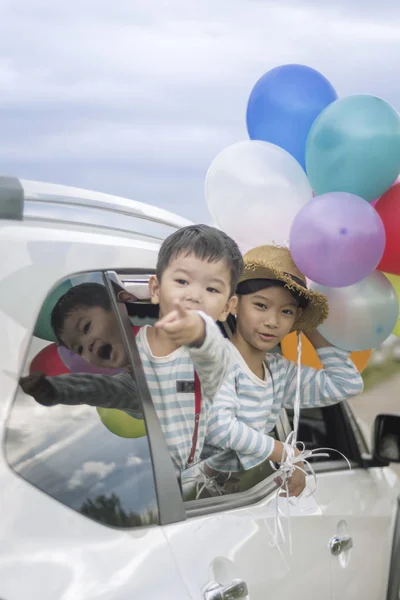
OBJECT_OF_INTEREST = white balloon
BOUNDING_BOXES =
[205,140,313,249]
[312,271,399,351]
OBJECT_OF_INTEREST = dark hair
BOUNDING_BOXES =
[236,279,309,309]
[156,224,243,296]
[51,282,111,342]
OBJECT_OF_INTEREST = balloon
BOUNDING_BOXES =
[372,175,400,205]
[247,64,337,170]
[58,345,124,375]
[375,183,400,275]
[311,271,399,350]
[96,407,146,439]
[383,273,400,336]
[29,343,70,376]
[205,140,313,249]
[306,95,400,202]
[289,192,386,287]
[34,279,73,342]
[281,332,372,372]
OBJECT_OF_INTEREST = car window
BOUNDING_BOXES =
[5,272,159,529]
[285,405,355,463]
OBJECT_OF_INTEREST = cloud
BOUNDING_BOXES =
[0,0,399,221]
[68,460,117,490]
[126,454,144,468]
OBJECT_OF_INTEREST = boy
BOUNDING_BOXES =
[20,224,243,475]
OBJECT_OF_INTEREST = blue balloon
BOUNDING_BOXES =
[306,94,400,202]
[246,64,337,169]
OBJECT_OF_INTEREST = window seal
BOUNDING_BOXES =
[104,271,186,526]
[185,474,278,518]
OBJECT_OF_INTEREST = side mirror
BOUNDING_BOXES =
[373,414,400,464]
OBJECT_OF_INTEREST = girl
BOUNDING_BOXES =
[203,245,364,496]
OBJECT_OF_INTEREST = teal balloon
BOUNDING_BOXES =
[34,279,73,341]
[306,95,400,202]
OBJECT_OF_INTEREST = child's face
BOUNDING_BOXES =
[60,305,129,369]
[235,285,302,352]
[149,252,236,322]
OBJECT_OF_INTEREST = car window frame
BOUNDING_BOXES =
[104,271,186,526]
[110,270,288,518]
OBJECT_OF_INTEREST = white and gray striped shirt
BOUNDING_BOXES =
[204,342,364,472]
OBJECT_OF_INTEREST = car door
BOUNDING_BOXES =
[284,402,400,600]
[1,267,191,600]
[3,264,334,600]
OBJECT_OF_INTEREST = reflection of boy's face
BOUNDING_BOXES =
[60,305,129,369]
[149,253,236,322]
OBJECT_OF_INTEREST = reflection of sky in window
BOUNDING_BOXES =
[6,391,157,520]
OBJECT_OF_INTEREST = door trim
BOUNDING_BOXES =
[386,495,400,600]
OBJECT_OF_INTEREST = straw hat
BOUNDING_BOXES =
[238,245,329,332]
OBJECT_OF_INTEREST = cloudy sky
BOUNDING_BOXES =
[0,0,399,222]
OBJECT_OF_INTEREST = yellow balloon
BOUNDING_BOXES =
[96,407,146,438]
[384,273,400,337]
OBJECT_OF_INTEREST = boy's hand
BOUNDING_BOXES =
[19,372,56,406]
[155,302,206,347]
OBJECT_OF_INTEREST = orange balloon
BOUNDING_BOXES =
[281,332,372,372]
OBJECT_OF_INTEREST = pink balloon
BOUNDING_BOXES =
[58,345,123,375]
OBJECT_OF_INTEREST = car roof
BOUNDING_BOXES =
[0,175,193,239]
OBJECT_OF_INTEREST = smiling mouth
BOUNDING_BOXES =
[258,333,277,341]
[98,343,113,360]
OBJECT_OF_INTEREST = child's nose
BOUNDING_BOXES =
[184,287,201,302]
[264,311,279,328]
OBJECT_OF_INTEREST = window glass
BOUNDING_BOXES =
[286,406,345,462]
[5,272,159,528]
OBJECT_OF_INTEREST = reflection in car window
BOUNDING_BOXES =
[5,273,158,528]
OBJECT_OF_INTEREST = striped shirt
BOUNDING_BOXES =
[41,312,232,474]
[204,342,364,472]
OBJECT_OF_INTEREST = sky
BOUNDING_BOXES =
[0,0,400,223]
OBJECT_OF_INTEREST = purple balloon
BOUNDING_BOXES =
[289,192,386,287]
[58,345,124,375]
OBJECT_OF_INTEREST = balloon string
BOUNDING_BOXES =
[271,443,352,554]
[269,330,351,554]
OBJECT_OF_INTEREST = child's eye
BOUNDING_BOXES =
[207,287,220,294]
[175,279,188,286]
[83,321,91,334]
[282,309,294,316]
[254,302,267,310]
[77,345,83,355]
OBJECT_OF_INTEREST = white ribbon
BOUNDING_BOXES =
[270,332,352,554]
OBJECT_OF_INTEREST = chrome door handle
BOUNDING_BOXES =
[330,534,353,556]
[204,578,249,599]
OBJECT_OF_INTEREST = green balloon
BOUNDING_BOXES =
[96,407,146,438]
[34,279,73,341]
[306,94,400,202]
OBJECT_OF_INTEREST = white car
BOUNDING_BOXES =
[1,176,399,600]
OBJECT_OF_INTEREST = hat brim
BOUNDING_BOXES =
[239,263,329,332]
